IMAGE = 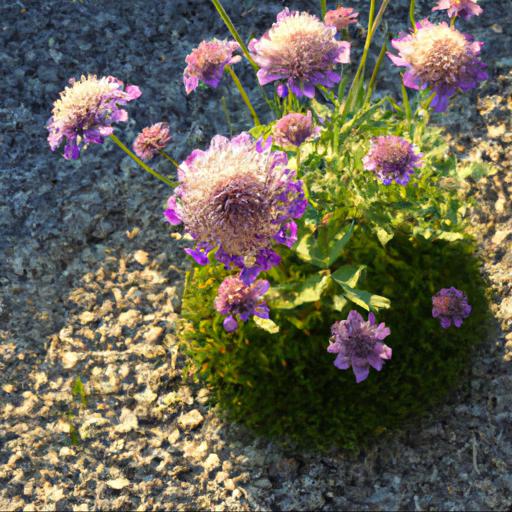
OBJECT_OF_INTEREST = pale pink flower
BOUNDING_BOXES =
[133,122,171,161]
[324,6,359,31]
[183,39,241,94]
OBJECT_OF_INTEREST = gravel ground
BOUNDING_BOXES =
[0,0,511,510]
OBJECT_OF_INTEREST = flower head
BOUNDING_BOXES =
[133,122,171,161]
[164,133,307,283]
[363,135,423,185]
[215,276,270,332]
[183,39,241,94]
[433,0,483,19]
[249,8,350,98]
[328,310,392,383]
[272,111,320,148]
[324,6,359,31]
[388,20,487,112]
[432,287,472,328]
[47,74,141,159]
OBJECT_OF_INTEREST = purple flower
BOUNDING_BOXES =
[47,74,141,160]
[183,39,241,94]
[215,276,270,332]
[432,287,472,328]
[363,135,423,186]
[328,310,392,383]
[324,6,359,31]
[164,132,307,283]
[388,20,488,112]
[249,8,351,98]
[272,111,321,149]
[433,0,483,20]
[133,122,171,161]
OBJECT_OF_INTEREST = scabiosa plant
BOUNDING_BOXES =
[133,122,171,161]
[324,6,359,31]
[47,74,141,160]
[272,111,320,149]
[327,310,392,383]
[363,135,423,185]
[388,20,488,112]
[183,39,241,94]
[433,0,483,20]
[215,276,270,332]
[164,132,307,283]
[249,8,351,98]
[432,287,472,328]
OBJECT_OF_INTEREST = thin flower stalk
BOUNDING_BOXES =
[226,65,260,126]
[364,37,388,104]
[409,0,416,31]
[210,0,258,70]
[109,134,175,187]
[343,0,375,115]
[158,150,180,169]
[345,0,390,114]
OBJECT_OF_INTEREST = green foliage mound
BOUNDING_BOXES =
[180,231,489,450]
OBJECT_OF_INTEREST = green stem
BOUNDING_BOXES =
[321,0,327,17]
[287,90,293,114]
[226,65,260,126]
[159,150,179,169]
[211,0,258,70]
[371,0,390,35]
[109,134,175,187]
[344,0,390,116]
[450,15,457,27]
[296,148,301,175]
[422,91,437,110]
[343,0,376,114]
[409,0,416,29]
[364,37,388,104]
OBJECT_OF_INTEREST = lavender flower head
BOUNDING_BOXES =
[363,135,423,186]
[215,276,270,332]
[388,20,488,112]
[272,111,320,149]
[47,74,141,160]
[328,310,392,383]
[249,8,351,98]
[133,122,171,161]
[164,132,307,284]
[183,39,241,94]
[432,287,472,328]
[433,0,483,20]
[324,6,359,31]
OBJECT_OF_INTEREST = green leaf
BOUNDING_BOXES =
[375,227,394,247]
[294,220,354,268]
[331,265,366,288]
[327,221,355,267]
[248,124,272,140]
[294,231,329,268]
[457,160,494,180]
[69,423,81,446]
[71,377,87,407]
[435,231,465,242]
[340,284,391,311]
[253,317,279,334]
[332,294,348,312]
[269,272,331,309]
